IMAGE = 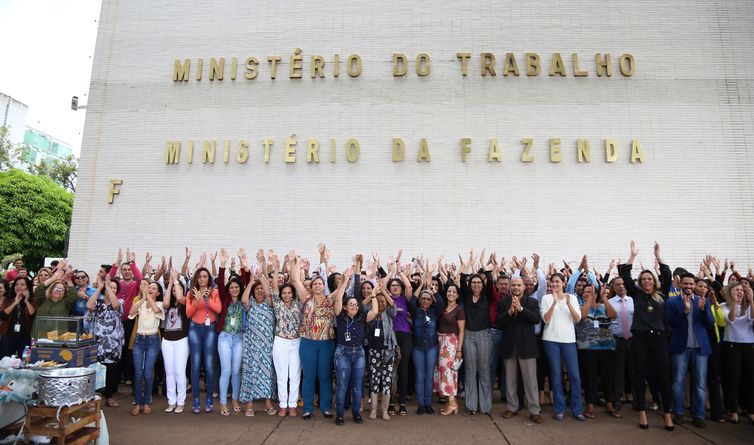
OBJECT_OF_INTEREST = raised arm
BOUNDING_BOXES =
[181,247,192,275]
[289,253,309,302]
[333,268,355,315]
[655,242,672,296]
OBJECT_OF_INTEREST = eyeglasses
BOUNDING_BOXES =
[74,275,87,279]
[52,288,66,293]
[346,303,359,307]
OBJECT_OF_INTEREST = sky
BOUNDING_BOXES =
[0,0,101,156]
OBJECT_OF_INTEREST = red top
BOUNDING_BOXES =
[108,262,143,320]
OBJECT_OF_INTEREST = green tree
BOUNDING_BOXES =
[0,169,73,269]
[0,126,22,171]
[26,154,78,192]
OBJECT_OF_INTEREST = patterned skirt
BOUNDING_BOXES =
[434,333,459,397]
[368,347,394,395]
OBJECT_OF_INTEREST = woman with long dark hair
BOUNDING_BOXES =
[87,274,124,408]
[0,277,36,359]
[618,241,674,431]
[434,281,465,415]
[216,249,245,416]
[128,280,164,415]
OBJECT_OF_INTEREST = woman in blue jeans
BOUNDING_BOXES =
[290,250,337,420]
[410,285,444,415]
[128,280,164,416]
[185,267,222,414]
[216,249,245,416]
[333,268,378,425]
[540,273,586,421]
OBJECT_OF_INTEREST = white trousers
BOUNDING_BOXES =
[161,337,189,406]
[272,337,301,408]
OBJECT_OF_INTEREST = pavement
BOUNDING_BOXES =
[103,388,752,445]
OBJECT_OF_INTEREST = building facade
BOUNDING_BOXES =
[1,92,28,147]
[20,127,74,165]
[69,0,754,273]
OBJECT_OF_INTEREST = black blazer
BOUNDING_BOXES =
[496,294,541,360]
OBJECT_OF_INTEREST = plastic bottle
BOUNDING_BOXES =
[22,346,31,367]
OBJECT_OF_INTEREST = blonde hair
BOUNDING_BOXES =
[45,279,68,299]
[638,270,664,303]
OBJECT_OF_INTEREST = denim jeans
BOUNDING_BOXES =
[671,348,708,419]
[299,338,335,414]
[412,346,438,406]
[217,331,243,404]
[188,321,218,401]
[488,327,504,400]
[132,334,160,406]
[335,345,365,417]
[543,340,584,416]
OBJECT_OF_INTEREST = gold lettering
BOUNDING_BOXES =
[456,52,471,77]
[417,138,431,162]
[549,138,562,163]
[460,138,471,162]
[231,57,238,80]
[595,53,613,77]
[488,139,501,162]
[173,59,190,82]
[347,54,362,77]
[223,140,230,163]
[244,57,258,79]
[289,48,303,79]
[631,139,644,163]
[503,53,519,77]
[481,53,496,77]
[108,179,123,204]
[577,139,591,163]
[311,55,325,78]
[620,54,635,77]
[166,141,181,164]
[572,53,588,77]
[237,140,249,163]
[392,53,408,76]
[392,138,405,162]
[346,138,359,162]
[525,53,540,76]
[330,139,336,162]
[196,58,203,81]
[416,53,431,76]
[605,138,618,162]
[284,135,297,163]
[333,54,340,78]
[203,140,216,163]
[521,138,534,162]
[549,53,566,77]
[307,139,320,163]
[187,141,194,164]
[267,55,281,79]
[209,58,225,81]
[263,138,274,163]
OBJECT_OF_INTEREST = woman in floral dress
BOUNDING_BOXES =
[239,252,276,416]
[86,274,124,407]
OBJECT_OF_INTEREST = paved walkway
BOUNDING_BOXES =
[103,390,751,445]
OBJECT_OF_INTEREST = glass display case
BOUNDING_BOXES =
[32,316,94,347]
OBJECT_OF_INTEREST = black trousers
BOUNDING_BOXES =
[120,318,135,382]
[631,330,672,413]
[536,334,551,392]
[0,333,30,359]
[103,362,120,399]
[581,349,615,405]
[395,332,413,405]
[722,342,754,413]
[707,337,725,420]
[613,337,633,407]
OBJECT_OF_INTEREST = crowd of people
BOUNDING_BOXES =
[0,241,753,430]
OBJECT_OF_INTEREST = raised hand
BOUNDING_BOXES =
[128,250,136,263]
[185,246,192,259]
[145,251,152,264]
[219,248,229,266]
[697,295,706,311]
[117,248,123,265]
[653,241,662,262]
[532,253,540,270]
[211,251,218,263]
[630,240,639,258]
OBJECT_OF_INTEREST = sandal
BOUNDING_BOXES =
[245,408,255,417]
[232,401,242,413]
[205,400,213,413]
[106,398,120,408]
[288,408,297,417]
[278,408,287,417]
[265,407,277,416]
[192,398,201,414]
[220,405,230,416]
[606,409,622,418]
[584,411,596,419]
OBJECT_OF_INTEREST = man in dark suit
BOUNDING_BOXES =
[497,276,542,423]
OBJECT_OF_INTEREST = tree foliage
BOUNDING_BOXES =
[26,154,78,192]
[0,126,22,171]
[0,169,73,269]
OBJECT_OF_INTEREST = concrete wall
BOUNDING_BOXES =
[1,93,28,146]
[69,0,754,273]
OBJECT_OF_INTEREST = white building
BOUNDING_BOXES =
[69,1,754,273]
[1,92,28,147]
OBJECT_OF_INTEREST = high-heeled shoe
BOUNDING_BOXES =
[440,401,458,416]
[664,413,674,431]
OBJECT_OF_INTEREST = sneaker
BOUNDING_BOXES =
[164,405,176,413]
[574,414,587,421]
[649,402,659,410]
[353,414,364,424]
[554,413,565,421]
[692,417,706,428]
[174,405,185,414]
[335,416,344,426]
[417,405,426,415]
[425,405,434,414]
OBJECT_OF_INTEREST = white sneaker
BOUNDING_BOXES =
[174,405,185,414]
[164,405,176,413]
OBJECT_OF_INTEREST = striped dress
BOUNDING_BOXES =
[239,299,276,401]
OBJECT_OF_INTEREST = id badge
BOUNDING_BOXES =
[374,328,381,337]
[205,318,210,327]
[593,320,599,329]
[345,331,352,342]
[425,316,431,323]
[13,323,21,333]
